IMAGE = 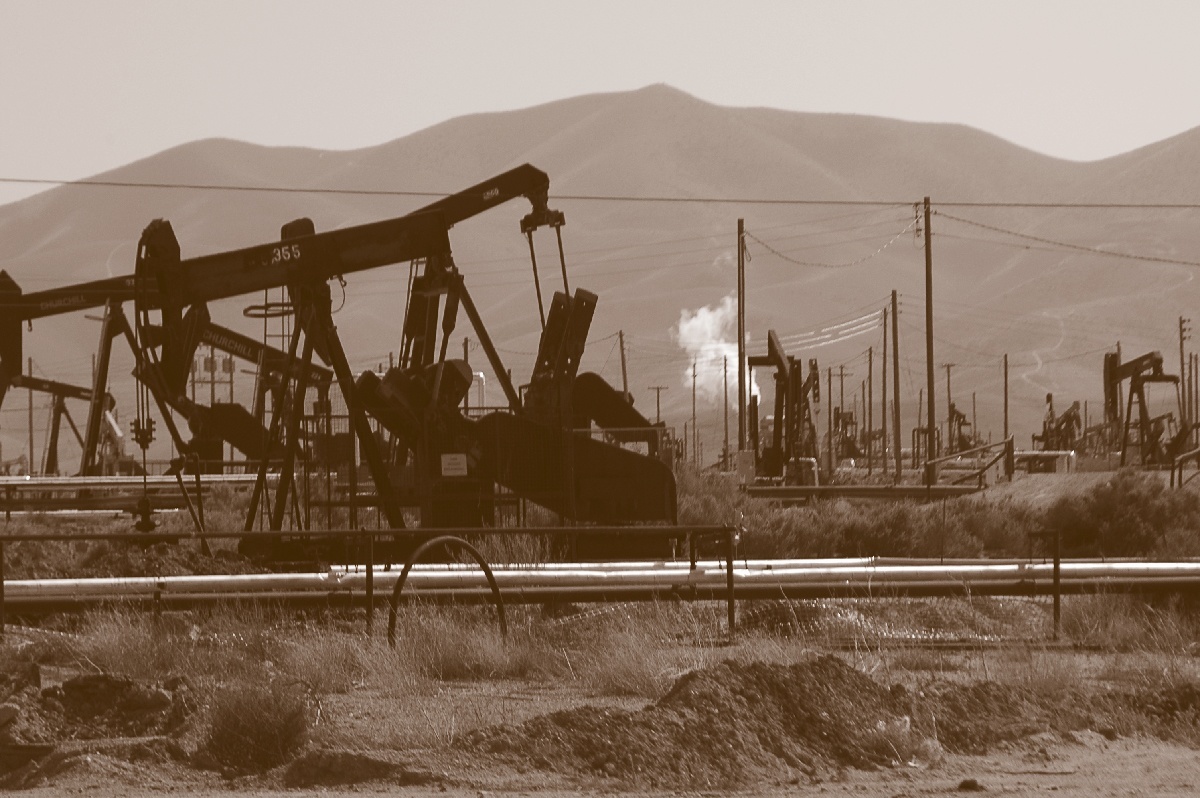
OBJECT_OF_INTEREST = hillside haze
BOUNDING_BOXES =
[2,84,1200,467]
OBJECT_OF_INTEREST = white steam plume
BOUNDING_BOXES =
[672,293,756,404]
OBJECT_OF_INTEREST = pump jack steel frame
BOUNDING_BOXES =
[747,330,821,485]
[1105,351,1195,467]
[0,165,678,560]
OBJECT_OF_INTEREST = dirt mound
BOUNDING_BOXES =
[0,672,195,748]
[468,655,1200,789]
[283,749,399,787]
[917,678,1200,754]
[466,655,915,787]
[916,681,1083,754]
[282,749,444,788]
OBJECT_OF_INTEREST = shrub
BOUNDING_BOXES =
[202,680,311,772]
[278,634,371,694]
[389,607,553,681]
[1043,470,1200,557]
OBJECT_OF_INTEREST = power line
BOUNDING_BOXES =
[937,211,1200,268]
[743,218,918,268]
[9,175,1200,209]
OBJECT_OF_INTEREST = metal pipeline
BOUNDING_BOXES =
[6,559,1200,609]
[0,474,275,488]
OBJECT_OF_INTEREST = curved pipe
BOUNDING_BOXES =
[387,535,507,649]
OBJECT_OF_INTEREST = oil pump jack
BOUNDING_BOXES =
[0,272,327,475]
[130,165,673,556]
[9,374,125,475]
[0,165,674,555]
[747,330,821,485]
[1104,350,1194,466]
[329,166,676,538]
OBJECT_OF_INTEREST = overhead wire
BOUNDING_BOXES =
[937,211,1200,268]
[743,217,919,268]
[10,175,1200,210]
[9,177,1200,429]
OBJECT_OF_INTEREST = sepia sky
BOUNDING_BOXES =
[3,0,1199,205]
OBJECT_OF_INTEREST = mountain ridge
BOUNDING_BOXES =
[1,84,1198,463]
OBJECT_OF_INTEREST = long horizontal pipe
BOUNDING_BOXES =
[6,560,1200,610]
[0,474,274,489]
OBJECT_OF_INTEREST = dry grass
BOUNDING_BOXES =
[2,590,1197,765]
[1061,594,1200,651]
[201,680,312,772]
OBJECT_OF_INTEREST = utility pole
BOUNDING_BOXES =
[1181,317,1191,425]
[867,347,873,474]
[1116,341,1123,435]
[827,367,834,471]
[891,290,901,478]
[838,365,846,419]
[26,357,33,475]
[917,388,924,463]
[1003,353,1009,441]
[723,355,729,470]
[858,378,866,469]
[943,362,955,439]
[737,218,746,451]
[649,386,668,424]
[618,330,629,397]
[1190,353,1195,440]
[882,307,889,475]
[691,360,698,467]
[1185,352,1195,444]
[923,197,936,477]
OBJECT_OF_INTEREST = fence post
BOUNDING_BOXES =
[726,527,736,641]
[1052,526,1061,641]
[365,532,374,637]
[0,537,6,638]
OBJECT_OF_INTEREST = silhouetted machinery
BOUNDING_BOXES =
[1025,393,1081,473]
[10,374,127,475]
[832,408,862,462]
[946,401,976,455]
[347,167,675,557]
[0,272,319,475]
[0,165,674,559]
[747,330,820,484]
[1104,350,1194,466]
[1035,394,1082,451]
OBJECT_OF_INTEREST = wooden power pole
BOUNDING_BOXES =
[737,218,746,451]
[923,197,936,479]
[891,289,901,478]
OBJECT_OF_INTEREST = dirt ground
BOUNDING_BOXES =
[2,641,1198,796]
[2,471,1198,794]
[3,740,1200,798]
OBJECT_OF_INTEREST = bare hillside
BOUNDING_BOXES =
[1,84,1199,463]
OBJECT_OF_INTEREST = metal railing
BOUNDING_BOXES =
[922,436,1014,487]
[1170,443,1200,488]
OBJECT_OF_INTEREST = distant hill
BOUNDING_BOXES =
[2,84,1199,467]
